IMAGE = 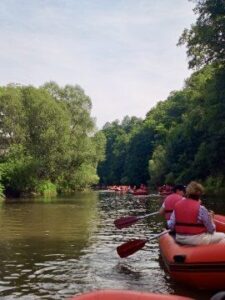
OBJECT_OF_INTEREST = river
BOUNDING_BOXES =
[0,191,224,300]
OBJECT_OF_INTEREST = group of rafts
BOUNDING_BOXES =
[115,212,225,291]
[107,184,150,195]
[107,184,174,196]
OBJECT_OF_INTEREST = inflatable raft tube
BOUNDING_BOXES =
[159,215,225,290]
[70,289,193,300]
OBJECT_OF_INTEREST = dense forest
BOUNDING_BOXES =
[98,0,225,194]
[0,0,224,198]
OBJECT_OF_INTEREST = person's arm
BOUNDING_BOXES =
[199,206,216,233]
[167,210,176,230]
[159,203,165,215]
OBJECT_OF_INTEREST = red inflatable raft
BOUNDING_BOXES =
[131,189,150,196]
[70,290,192,300]
[159,214,225,290]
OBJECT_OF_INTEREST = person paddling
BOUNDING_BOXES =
[159,184,186,220]
[167,181,225,245]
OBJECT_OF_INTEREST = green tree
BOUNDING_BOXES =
[0,82,105,196]
[123,125,153,186]
[97,116,143,185]
[0,165,4,200]
[149,145,167,186]
[22,86,71,180]
[42,82,104,191]
[0,85,26,149]
[178,0,225,69]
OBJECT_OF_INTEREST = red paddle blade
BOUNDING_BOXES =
[114,216,139,229]
[117,239,147,258]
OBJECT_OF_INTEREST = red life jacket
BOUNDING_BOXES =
[174,199,207,235]
[164,193,183,220]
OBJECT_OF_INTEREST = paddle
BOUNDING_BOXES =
[117,229,171,258]
[114,211,158,229]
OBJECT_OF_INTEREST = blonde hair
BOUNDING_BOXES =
[186,181,204,198]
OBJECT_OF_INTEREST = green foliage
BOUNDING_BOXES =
[98,65,225,194]
[146,65,225,188]
[0,82,105,196]
[92,131,106,165]
[0,165,4,200]
[1,144,38,196]
[35,180,57,198]
[178,0,225,69]
[149,145,167,186]
[97,116,144,185]
[0,184,4,200]
[123,125,154,185]
[42,82,103,191]
[0,86,26,148]
[22,86,71,180]
[204,175,225,195]
[97,1,225,194]
[58,164,99,192]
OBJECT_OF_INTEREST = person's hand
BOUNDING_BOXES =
[209,210,214,219]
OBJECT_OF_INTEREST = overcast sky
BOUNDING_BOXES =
[0,0,196,128]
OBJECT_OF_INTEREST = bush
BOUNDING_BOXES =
[35,180,57,197]
[0,145,38,196]
[204,175,225,195]
[0,166,5,200]
[0,182,4,200]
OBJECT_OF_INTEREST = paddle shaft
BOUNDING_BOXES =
[148,229,171,240]
[137,211,159,220]
[214,219,225,225]
[114,211,158,229]
[117,229,171,258]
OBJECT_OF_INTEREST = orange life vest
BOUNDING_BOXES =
[174,199,207,235]
[164,193,183,220]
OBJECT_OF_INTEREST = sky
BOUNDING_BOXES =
[0,0,196,129]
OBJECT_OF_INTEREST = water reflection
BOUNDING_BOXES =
[0,192,223,299]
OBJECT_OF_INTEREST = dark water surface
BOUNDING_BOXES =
[0,191,225,300]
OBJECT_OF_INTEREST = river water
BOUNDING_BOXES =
[0,191,224,300]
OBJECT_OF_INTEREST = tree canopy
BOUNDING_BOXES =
[178,0,225,69]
